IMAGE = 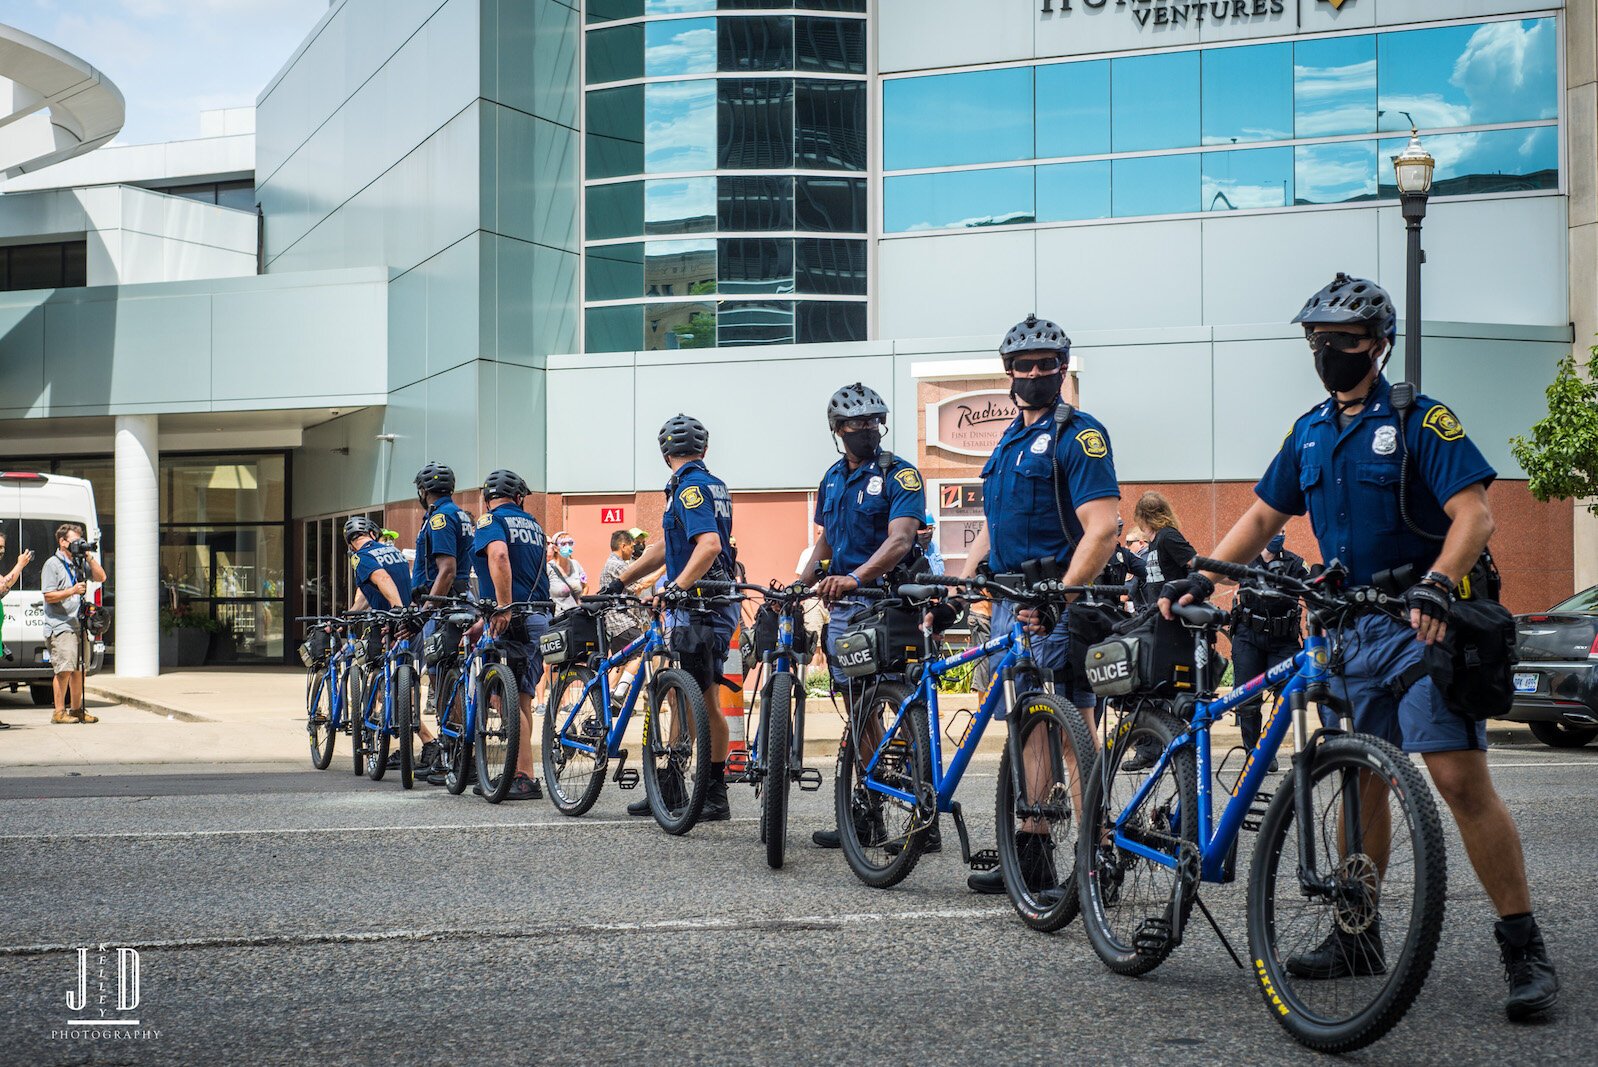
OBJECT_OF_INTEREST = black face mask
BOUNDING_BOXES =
[1010,372,1063,410]
[1310,334,1375,393]
[840,428,880,460]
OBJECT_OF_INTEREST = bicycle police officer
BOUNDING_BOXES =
[471,468,551,802]
[960,314,1121,896]
[1160,273,1558,1020]
[1229,532,1308,772]
[348,516,409,612]
[412,461,473,777]
[613,414,740,821]
[804,383,927,850]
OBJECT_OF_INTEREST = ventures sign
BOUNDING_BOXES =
[1040,0,1286,26]
[927,390,1017,457]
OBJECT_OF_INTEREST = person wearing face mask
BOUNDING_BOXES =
[915,513,945,577]
[546,531,587,615]
[959,314,1121,897]
[1159,272,1558,1021]
[802,383,928,850]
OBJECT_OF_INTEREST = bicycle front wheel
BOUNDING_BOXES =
[836,681,934,889]
[475,661,521,804]
[762,672,794,870]
[995,694,1095,932]
[436,667,471,795]
[1246,733,1446,1053]
[365,673,391,782]
[543,667,608,817]
[642,668,710,835]
[307,672,335,770]
[394,665,416,791]
[349,669,367,777]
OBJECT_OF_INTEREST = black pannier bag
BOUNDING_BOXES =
[539,610,601,667]
[423,614,468,667]
[1391,597,1518,721]
[753,602,815,659]
[834,603,926,679]
[1067,601,1125,690]
[299,626,332,669]
[1084,612,1199,699]
[353,623,384,668]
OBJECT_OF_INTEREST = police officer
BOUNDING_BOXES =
[412,461,473,780]
[961,314,1121,896]
[613,414,739,821]
[1097,517,1146,607]
[1228,532,1308,772]
[805,383,927,850]
[1161,273,1558,1020]
[470,468,551,802]
[347,515,409,611]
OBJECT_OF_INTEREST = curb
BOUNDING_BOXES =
[84,688,211,723]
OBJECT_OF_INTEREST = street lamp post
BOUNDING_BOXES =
[1392,127,1436,388]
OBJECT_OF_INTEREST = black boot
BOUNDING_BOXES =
[701,776,731,822]
[815,805,885,849]
[1018,833,1060,897]
[1496,914,1559,1021]
[626,796,651,816]
[1285,920,1386,979]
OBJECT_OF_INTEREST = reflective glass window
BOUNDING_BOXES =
[719,79,795,169]
[720,238,795,293]
[648,1,715,13]
[1294,35,1376,138]
[587,243,645,301]
[718,301,795,345]
[1202,147,1292,211]
[588,0,643,23]
[586,85,644,179]
[719,15,792,72]
[1036,161,1111,223]
[884,166,1034,233]
[1202,44,1291,146]
[1112,154,1199,217]
[646,238,717,296]
[587,181,645,240]
[796,0,864,11]
[587,24,642,85]
[719,175,794,230]
[797,301,866,344]
[1378,126,1558,199]
[646,17,716,77]
[63,241,86,287]
[587,305,643,353]
[1111,51,1198,152]
[1378,18,1558,133]
[795,238,866,294]
[796,176,866,232]
[160,455,286,523]
[719,1,793,8]
[1036,61,1109,160]
[1294,142,1377,205]
[646,177,717,234]
[646,81,717,173]
[796,17,865,74]
[884,68,1032,170]
[796,79,866,170]
[648,301,716,349]
[216,181,255,211]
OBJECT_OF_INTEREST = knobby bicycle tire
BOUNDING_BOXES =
[349,669,367,777]
[543,666,609,817]
[308,672,335,770]
[763,672,794,870]
[837,681,934,890]
[366,670,391,782]
[395,665,416,791]
[437,666,471,795]
[476,661,521,804]
[642,668,710,835]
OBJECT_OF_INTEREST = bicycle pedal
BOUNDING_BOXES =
[967,848,999,872]
[727,751,750,776]
[796,767,823,792]
[613,752,638,790]
[1133,917,1173,956]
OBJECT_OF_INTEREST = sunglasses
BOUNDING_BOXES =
[1010,355,1062,375]
[1309,331,1370,353]
[837,417,880,432]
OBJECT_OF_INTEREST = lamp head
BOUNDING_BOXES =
[1392,128,1435,197]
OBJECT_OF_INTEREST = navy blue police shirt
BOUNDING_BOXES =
[471,502,549,604]
[1255,376,1495,586]
[663,459,735,584]
[411,496,473,594]
[980,401,1120,573]
[814,451,927,578]
[352,541,412,610]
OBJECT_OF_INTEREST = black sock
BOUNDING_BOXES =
[712,760,725,782]
[1498,912,1536,944]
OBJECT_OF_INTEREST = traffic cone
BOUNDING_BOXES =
[721,628,748,776]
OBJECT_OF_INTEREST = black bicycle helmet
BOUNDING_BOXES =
[826,382,890,432]
[999,314,1072,366]
[658,413,709,458]
[343,515,379,544]
[1292,272,1397,342]
[481,468,528,502]
[413,461,455,495]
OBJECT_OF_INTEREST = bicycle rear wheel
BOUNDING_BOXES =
[836,681,933,889]
[307,672,335,770]
[394,665,416,791]
[995,694,1095,932]
[475,661,521,804]
[762,672,794,870]
[365,673,391,782]
[642,668,710,835]
[349,669,367,777]
[543,667,608,817]
[1246,733,1446,1053]
[437,667,471,795]
[1076,705,1198,975]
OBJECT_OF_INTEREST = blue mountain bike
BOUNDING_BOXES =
[1076,556,1446,1053]
[299,615,357,772]
[351,607,422,789]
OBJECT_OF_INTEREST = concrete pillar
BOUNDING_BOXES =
[114,415,159,677]
[1569,0,1598,591]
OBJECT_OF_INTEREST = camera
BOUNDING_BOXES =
[67,537,98,559]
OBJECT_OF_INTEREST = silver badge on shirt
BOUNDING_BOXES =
[1372,425,1398,456]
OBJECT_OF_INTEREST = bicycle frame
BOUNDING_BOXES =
[746,603,802,777]
[321,631,355,731]
[551,615,668,760]
[361,624,416,739]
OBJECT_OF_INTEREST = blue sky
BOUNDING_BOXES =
[4,0,329,145]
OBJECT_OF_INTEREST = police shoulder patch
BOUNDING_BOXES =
[894,468,922,492]
[1422,404,1465,442]
[1076,427,1109,459]
[429,513,447,530]
[679,485,705,509]
[476,513,493,528]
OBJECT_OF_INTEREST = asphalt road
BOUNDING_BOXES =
[0,736,1592,1065]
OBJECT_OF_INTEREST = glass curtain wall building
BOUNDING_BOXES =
[884,17,1559,232]
[583,0,870,351]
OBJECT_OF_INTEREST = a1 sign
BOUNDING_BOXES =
[600,507,626,525]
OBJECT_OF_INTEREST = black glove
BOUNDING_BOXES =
[928,600,961,634]
[599,577,625,595]
[1405,581,1451,622]
[1159,574,1215,605]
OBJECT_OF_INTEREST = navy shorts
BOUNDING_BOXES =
[667,603,739,695]
[1323,613,1486,754]
[499,613,550,696]
[989,600,1096,717]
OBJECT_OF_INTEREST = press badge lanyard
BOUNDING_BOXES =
[57,552,79,585]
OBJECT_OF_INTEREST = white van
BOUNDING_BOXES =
[0,472,105,704]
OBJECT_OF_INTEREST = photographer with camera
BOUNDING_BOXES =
[41,523,105,725]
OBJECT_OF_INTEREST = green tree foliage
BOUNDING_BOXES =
[671,311,716,349]
[1509,348,1598,515]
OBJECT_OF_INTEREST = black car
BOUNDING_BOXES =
[1506,585,1598,748]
